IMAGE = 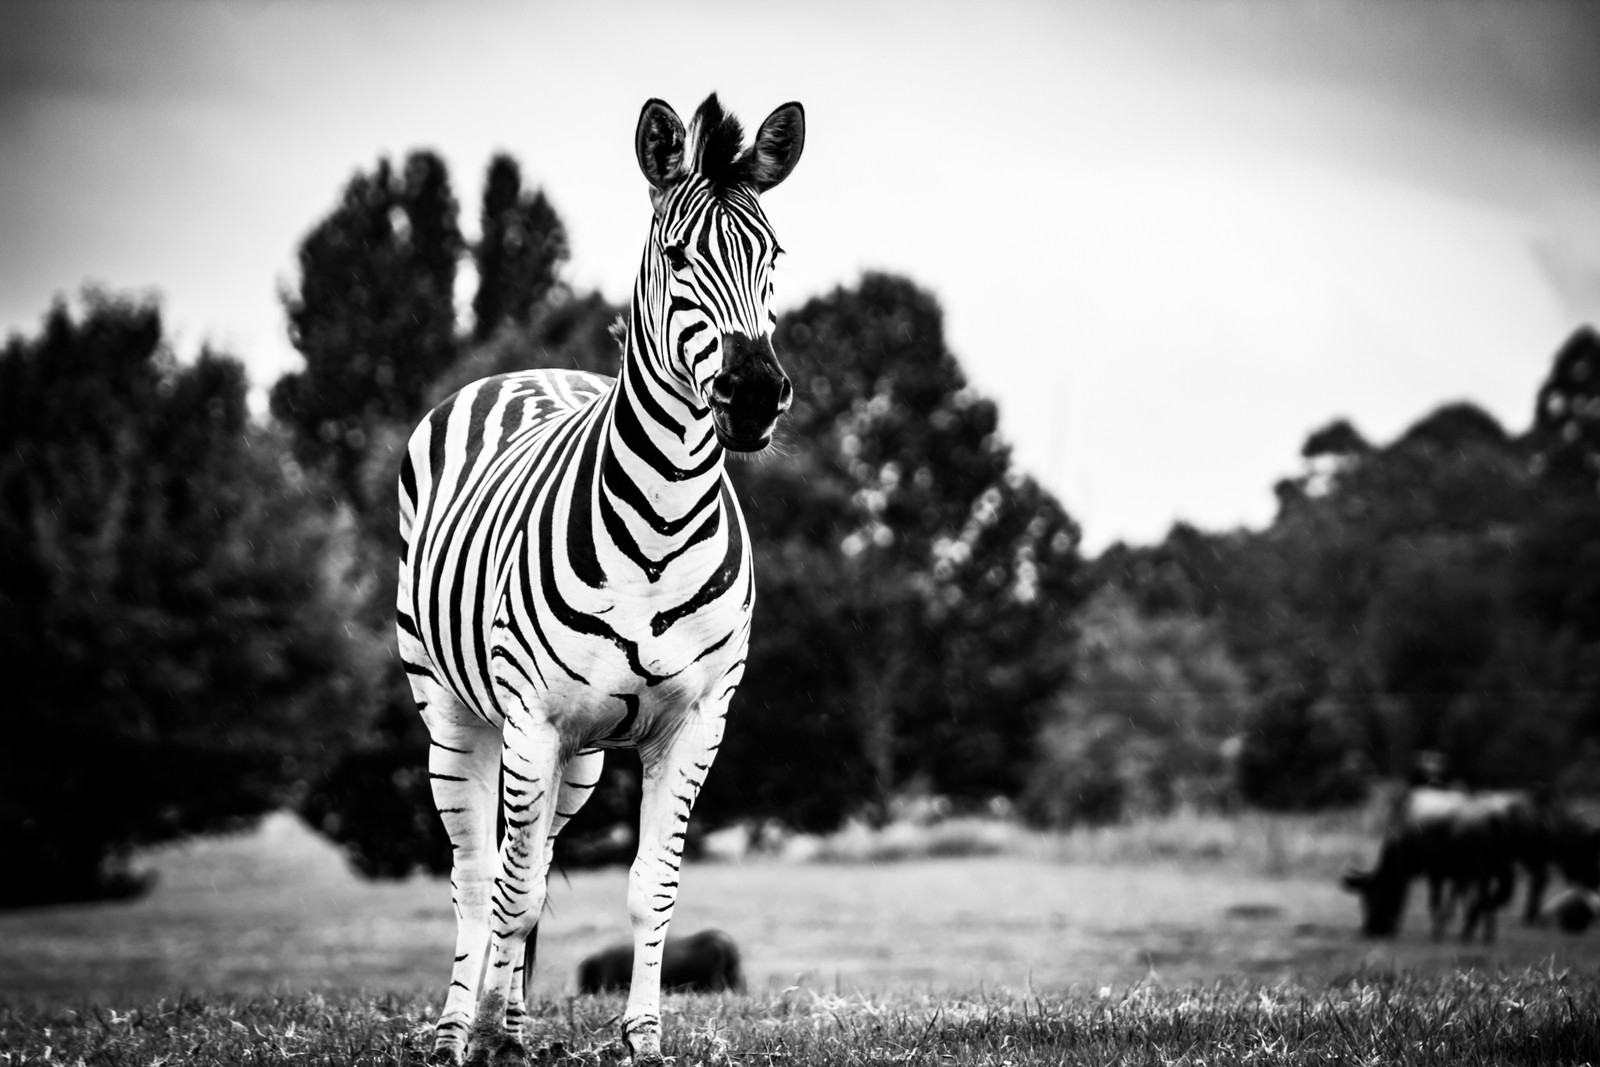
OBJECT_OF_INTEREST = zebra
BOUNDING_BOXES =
[395,93,804,1066]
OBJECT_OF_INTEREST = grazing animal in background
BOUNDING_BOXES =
[1343,785,1600,942]
[396,93,804,1066]
[1342,787,1516,942]
[578,928,746,995]
[1479,790,1600,924]
[1543,886,1600,933]
[1397,752,1600,923]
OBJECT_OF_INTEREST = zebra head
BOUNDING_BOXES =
[635,94,804,452]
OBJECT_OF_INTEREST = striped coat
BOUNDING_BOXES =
[396,93,803,1066]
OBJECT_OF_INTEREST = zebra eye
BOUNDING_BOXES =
[664,243,689,272]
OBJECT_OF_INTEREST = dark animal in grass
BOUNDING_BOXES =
[1543,886,1600,933]
[1342,787,1516,942]
[1475,789,1600,924]
[1343,786,1600,941]
[578,929,745,994]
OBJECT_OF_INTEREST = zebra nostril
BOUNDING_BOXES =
[711,374,736,406]
[777,377,793,410]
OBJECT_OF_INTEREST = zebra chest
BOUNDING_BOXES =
[486,554,750,733]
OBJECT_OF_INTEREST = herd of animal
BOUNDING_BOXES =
[1342,785,1600,942]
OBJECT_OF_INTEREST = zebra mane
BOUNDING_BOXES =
[689,93,754,193]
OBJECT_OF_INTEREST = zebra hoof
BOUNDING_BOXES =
[622,1027,664,1067]
[426,1045,465,1067]
[463,1034,530,1067]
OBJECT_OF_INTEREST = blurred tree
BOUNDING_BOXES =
[298,292,627,878]
[472,154,570,342]
[1531,325,1600,492]
[271,150,625,876]
[271,151,463,505]
[0,292,369,906]
[1235,678,1369,810]
[1356,535,1504,759]
[1508,324,1600,776]
[1301,417,1372,460]
[1089,396,1557,804]
[701,273,1085,828]
[435,289,623,401]
[1520,325,1600,648]
[1020,587,1253,827]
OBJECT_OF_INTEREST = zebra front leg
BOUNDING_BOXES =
[463,721,562,1067]
[622,707,728,1065]
[418,695,502,1067]
[502,747,605,1039]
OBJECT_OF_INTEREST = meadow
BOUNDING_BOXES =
[4,810,1600,1064]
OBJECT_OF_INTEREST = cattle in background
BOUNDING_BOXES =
[1342,786,1600,941]
[578,929,745,995]
[1342,787,1514,942]
[1479,790,1600,924]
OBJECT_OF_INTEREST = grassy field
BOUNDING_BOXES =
[5,972,1600,1066]
[4,811,1600,1063]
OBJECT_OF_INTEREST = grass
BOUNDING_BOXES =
[1041,805,1384,879]
[780,806,1382,877]
[6,806,1600,1063]
[5,969,1600,1065]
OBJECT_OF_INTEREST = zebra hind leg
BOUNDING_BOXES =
[414,688,502,1067]
[462,722,562,1067]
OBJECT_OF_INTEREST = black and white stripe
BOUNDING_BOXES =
[396,93,803,1066]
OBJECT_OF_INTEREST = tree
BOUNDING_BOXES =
[1356,536,1505,761]
[271,151,464,503]
[702,273,1085,827]
[472,154,570,342]
[1235,680,1369,810]
[0,292,369,905]
[1509,325,1600,772]
[297,292,627,878]
[1531,325,1600,492]
[1021,587,1254,827]
[1302,418,1372,460]
[1092,395,1550,801]
[272,146,637,878]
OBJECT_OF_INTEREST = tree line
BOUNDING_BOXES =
[1073,327,1600,820]
[0,148,1082,901]
[1,142,1593,904]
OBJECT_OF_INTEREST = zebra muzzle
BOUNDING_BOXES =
[709,333,792,451]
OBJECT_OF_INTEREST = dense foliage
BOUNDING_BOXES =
[471,154,569,343]
[276,150,1085,873]
[1090,328,1600,812]
[270,151,463,504]
[6,132,1596,897]
[0,293,369,905]
[704,274,1084,829]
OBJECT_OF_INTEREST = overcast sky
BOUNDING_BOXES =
[3,0,1598,552]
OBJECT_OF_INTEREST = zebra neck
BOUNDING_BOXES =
[588,323,728,581]
[611,317,723,475]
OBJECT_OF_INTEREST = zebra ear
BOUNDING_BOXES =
[744,101,804,193]
[636,98,686,202]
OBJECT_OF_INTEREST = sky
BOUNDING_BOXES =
[3,0,1598,553]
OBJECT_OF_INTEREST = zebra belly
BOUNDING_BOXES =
[487,610,749,756]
